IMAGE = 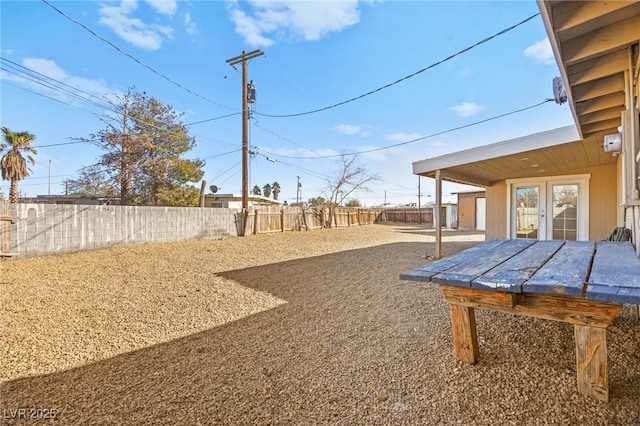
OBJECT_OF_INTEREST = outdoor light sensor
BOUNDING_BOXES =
[603,133,622,154]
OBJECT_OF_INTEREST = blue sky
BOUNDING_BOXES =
[0,0,575,206]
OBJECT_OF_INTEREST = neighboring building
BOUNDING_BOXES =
[203,193,283,209]
[412,1,640,255]
[35,194,119,205]
[435,202,458,229]
[454,191,486,231]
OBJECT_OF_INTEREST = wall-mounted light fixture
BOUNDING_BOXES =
[603,132,622,154]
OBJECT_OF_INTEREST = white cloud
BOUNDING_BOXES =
[456,68,472,79]
[356,144,406,162]
[8,58,112,102]
[314,147,341,158]
[448,102,485,117]
[228,8,275,47]
[524,38,554,65]
[334,124,361,135]
[145,0,177,17]
[184,12,197,36]
[384,132,424,143]
[429,139,448,147]
[98,0,174,50]
[334,123,372,137]
[228,0,361,47]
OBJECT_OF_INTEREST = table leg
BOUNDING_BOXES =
[574,324,609,402]
[449,304,479,364]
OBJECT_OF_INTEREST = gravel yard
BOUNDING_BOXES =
[1,223,639,425]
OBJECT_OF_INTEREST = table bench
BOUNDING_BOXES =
[400,239,640,402]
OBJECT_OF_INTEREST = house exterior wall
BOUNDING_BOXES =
[485,182,507,240]
[617,156,625,225]
[589,163,618,240]
[456,191,485,230]
[484,163,617,241]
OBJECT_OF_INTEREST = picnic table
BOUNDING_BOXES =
[400,239,640,402]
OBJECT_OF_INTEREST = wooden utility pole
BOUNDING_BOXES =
[226,49,264,210]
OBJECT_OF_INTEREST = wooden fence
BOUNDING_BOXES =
[1,200,15,256]
[243,206,383,235]
[240,206,435,236]
[378,207,434,225]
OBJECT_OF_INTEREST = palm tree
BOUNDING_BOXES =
[1,127,37,203]
[272,181,281,200]
[252,185,262,196]
[262,183,272,198]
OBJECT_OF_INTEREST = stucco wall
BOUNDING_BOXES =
[484,163,617,240]
[10,203,240,258]
[486,182,507,239]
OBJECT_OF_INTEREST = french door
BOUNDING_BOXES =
[508,175,589,241]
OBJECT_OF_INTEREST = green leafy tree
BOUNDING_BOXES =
[263,183,272,198]
[272,181,281,200]
[345,199,362,207]
[67,164,117,196]
[92,88,204,206]
[252,185,262,196]
[1,127,37,203]
[307,196,326,206]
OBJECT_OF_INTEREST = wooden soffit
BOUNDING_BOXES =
[538,1,640,139]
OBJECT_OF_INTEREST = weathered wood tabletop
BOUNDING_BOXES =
[400,239,640,402]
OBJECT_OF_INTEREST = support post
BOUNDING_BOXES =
[449,304,479,364]
[575,325,609,402]
[435,169,442,259]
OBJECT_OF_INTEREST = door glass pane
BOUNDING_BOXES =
[552,184,578,240]
[516,186,538,239]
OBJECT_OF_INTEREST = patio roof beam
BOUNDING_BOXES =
[552,1,638,35]
[568,49,629,86]
[573,74,625,103]
[576,92,625,116]
[581,118,623,136]
[561,15,640,65]
[579,106,625,126]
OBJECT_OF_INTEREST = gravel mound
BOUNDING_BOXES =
[1,224,639,425]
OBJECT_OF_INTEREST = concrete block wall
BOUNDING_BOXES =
[10,203,240,258]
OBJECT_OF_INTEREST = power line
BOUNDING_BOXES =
[2,78,112,122]
[185,113,242,127]
[201,148,242,160]
[35,139,96,149]
[1,73,116,124]
[256,13,540,118]
[262,53,319,104]
[253,151,331,181]
[251,121,340,163]
[262,99,554,160]
[2,56,237,143]
[1,57,114,111]
[41,0,235,111]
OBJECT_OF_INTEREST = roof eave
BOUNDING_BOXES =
[536,1,584,139]
[412,125,579,178]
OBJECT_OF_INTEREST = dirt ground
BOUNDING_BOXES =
[1,223,639,425]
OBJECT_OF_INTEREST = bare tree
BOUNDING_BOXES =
[324,152,380,227]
